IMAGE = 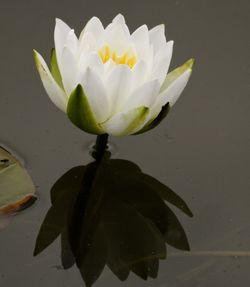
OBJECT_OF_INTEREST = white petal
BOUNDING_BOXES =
[104,59,116,74]
[132,60,149,89]
[151,69,192,116]
[34,50,67,112]
[54,18,71,55]
[112,14,126,25]
[79,52,104,78]
[105,65,133,114]
[149,25,167,55]
[112,14,130,37]
[60,47,78,95]
[80,67,110,123]
[124,80,160,111]
[101,106,149,136]
[79,32,98,56]
[65,29,78,54]
[80,16,104,40]
[151,41,174,84]
[104,23,130,54]
[131,25,150,61]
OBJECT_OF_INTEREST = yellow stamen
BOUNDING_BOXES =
[99,45,137,68]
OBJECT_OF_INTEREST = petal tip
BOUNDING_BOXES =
[55,17,64,24]
[33,50,41,67]
[160,23,165,30]
[186,58,195,71]
[113,13,126,23]
[33,49,38,57]
[55,18,63,26]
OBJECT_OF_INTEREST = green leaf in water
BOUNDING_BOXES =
[0,147,36,214]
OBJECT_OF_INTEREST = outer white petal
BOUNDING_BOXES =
[149,25,167,55]
[80,67,110,123]
[80,16,104,40]
[33,50,67,112]
[151,40,174,84]
[54,18,71,55]
[132,60,149,89]
[151,69,192,116]
[65,29,78,54]
[123,80,160,111]
[101,107,149,136]
[131,25,150,60]
[60,47,78,95]
[105,65,133,114]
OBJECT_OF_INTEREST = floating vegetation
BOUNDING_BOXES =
[0,146,36,215]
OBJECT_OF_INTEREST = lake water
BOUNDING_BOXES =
[0,0,250,286]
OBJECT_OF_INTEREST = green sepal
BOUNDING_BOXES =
[50,48,64,90]
[67,84,104,135]
[160,58,195,94]
[133,103,170,135]
[121,106,150,136]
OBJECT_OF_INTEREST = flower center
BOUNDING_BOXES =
[99,45,137,68]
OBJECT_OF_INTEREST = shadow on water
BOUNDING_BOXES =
[34,151,193,287]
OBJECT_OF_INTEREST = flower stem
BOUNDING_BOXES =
[93,134,109,160]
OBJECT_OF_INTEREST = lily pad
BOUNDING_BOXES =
[0,147,36,214]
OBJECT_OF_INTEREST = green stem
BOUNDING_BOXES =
[93,134,109,160]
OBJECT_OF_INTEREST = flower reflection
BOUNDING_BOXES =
[34,152,193,286]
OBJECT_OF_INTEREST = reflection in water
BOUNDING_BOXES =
[34,152,193,286]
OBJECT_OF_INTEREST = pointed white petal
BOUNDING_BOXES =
[105,24,130,54]
[151,69,192,117]
[160,58,194,93]
[149,25,167,55]
[54,18,71,55]
[112,14,126,25]
[131,25,150,60]
[33,50,67,112]
[163,70,192,106]
[151,40,174,84]
[79,32,97,54]
[105,65,133,114]
[65,29,78,54]
[101,106,149,136]
[80,16,104,40]
[60,47,78,95]
[124,79,160,111]
[112,14,130,37]
[79,52,104,78]
[132,60,149,89]
[80,67,110,123]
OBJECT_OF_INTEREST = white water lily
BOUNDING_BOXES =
[34,14,194,136]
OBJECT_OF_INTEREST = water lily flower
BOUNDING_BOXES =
[34,14,194,136]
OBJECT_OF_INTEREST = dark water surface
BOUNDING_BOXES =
[1,0,250,286]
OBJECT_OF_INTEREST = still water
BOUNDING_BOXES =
[1,0,250,286]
